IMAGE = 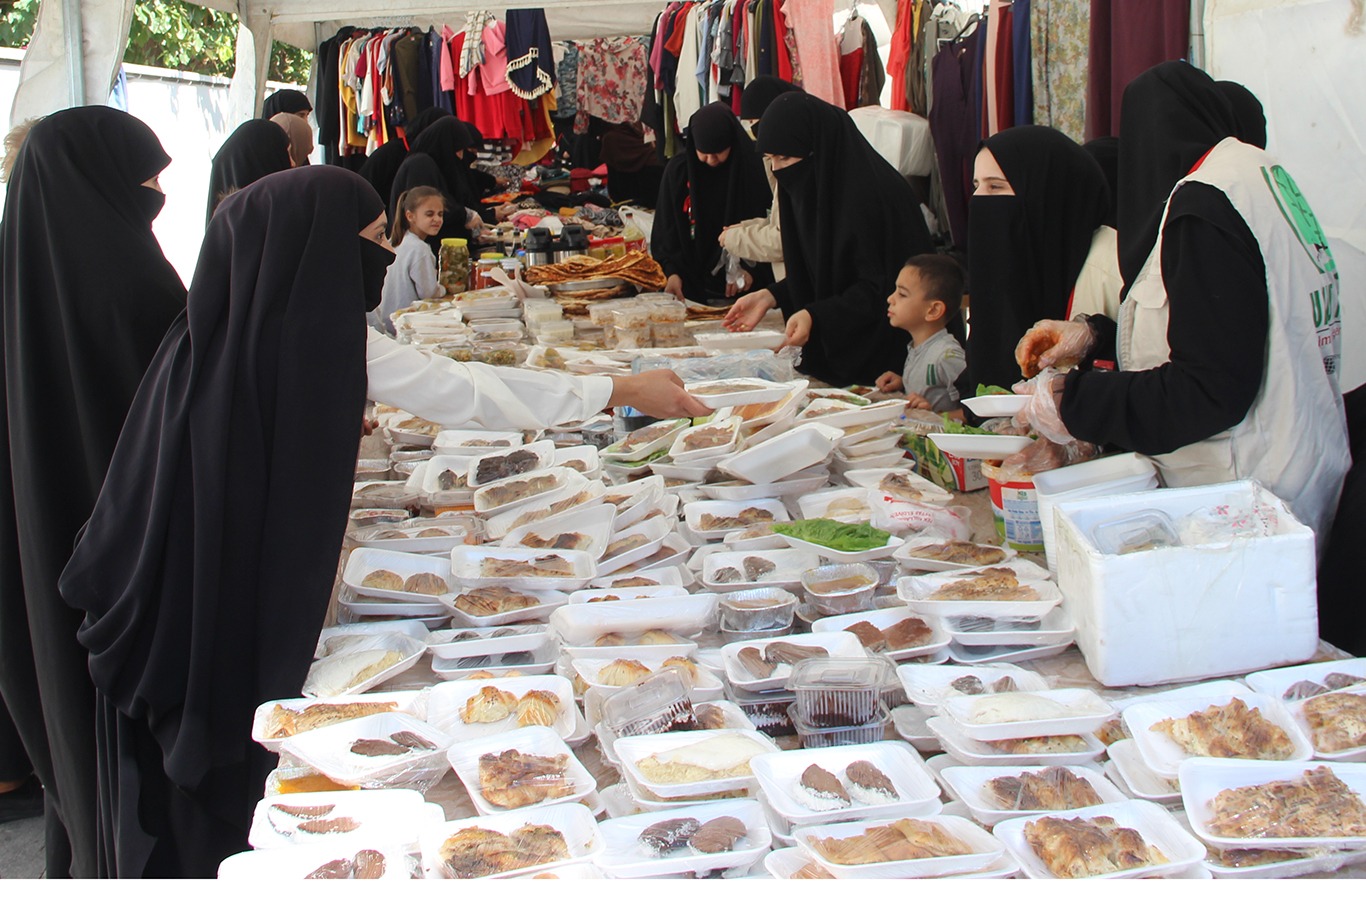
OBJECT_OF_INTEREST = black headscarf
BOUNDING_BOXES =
[409,117,479,210]
[1116,61,1240,293]
[1217,80,1267,149]
[651,103,771,301]
[0,107,186,877]
[205,119,292,224]
[967,126,1110,389]
[756,92,931,386]
[59,168,388,872]
[261,89,312,119]
[739,76,800,121]
[406,107,453,142]
[1082,136,1119,227]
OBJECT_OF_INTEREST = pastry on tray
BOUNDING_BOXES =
[1149,697,1297,760]
[1205,765,1366,839]
[984,767,1102,811]
[810,818,971,866]
[1023,815,1167,878]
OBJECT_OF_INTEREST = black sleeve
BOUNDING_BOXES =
[1060,183,1269,455]
[649,157,690,279]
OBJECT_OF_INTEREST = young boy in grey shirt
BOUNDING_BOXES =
[875,254,967,412]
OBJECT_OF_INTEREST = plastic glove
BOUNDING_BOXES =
[1015,369,1074,444]
[1014,317,1097,378]
[997,437,1099,479]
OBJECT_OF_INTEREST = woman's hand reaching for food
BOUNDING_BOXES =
[664,274,685,301]
[723,287,776,332]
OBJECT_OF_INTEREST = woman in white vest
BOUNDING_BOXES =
[1014,62,1349,545]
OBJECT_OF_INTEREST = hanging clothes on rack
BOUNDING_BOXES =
[1085,0,1190,141]
[786,0,842,106]
[505,9,557,101]
[928,15,983,247]
[1011,0,1033,127]
[1029,0,1086,141]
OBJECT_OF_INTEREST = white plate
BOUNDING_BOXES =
[433,429,522,456]
[277,713,453,790]
[418,803,602,879]
[429,642,557,681]
[252,690,427,752]
[1125,691,1313,779]
[897,662,1048,711]
[440,587,568,628]
[595,516,673,576]
[446,726,596,815]
[1105,739,1183,804]
[719,631,865,693]
[961,395,1028,418]
[499,502,616,560]
[425,674,578,742]
[1244,657,1366,702]
[701,549,820,592]
[844,467,954,503]
[994,799,1206,879]
[601,419,691,463]
[466,440,556,488]
[927,716,1107,767]
[218,842,416,880]
[941,688,1115,741]
[482,482,607,542]
[810,608,951,661]
[793,814,1003,879]
[698,470,830,502]
[683,497,789,541]
[776,530,904,564]
[300,634,426,698]
[342,549,459,604]
[943,764,1127,827]
[615,729,780,799]
[897,572,1062,618]
[893,536,1014,572]
[249,789,440,850]
[473,467,583,518]
[449,545,597,592]
[927,432,1033,459]
[425,624,551,660]
[1181,758,1366,849]
[751,740,941,825]
[595,798,771,877]
[947,641,1073,665]
[944,608,1076,647]
[717,424,843,485]
[549,594,717,645]
[684,378,796,408]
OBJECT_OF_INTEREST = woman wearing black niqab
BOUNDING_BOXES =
[59,167,394,877]
[261,88,312,120]
[358,108,453,211]
[0,107,186,878]
[205,119,292,223]
[727,92,932,386]
[409,117,484,220]
[966,125,1112,390]
[389,151,472,252]
[651,103,772,303]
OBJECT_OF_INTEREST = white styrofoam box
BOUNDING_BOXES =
[1180,758,1366,850]
[750,740,941,826]
[1032,452,1159,573]
[994,799,1206,879]
[418,803,602,879]
[595,798,771,878]
[248,789,441,851]
[218,842,416,879]
[793,814,1004,879]
[1054,481,1318,687]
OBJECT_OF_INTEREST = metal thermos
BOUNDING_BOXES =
[523,227,555,267]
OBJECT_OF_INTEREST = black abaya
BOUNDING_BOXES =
[967,126,1110,390]
[205,119,293,224]
[409,118,483,219]
[756,93,932,386]
[651,103,772,302]
[59,167,389,878]
[358,108,454,206]
[0,107,187,878]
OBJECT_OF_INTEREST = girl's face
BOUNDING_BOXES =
[406,196,445,240]
[972,148,1015,196]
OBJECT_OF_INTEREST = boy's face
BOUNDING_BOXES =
[887,267,940,331]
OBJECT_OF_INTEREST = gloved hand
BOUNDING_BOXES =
[999,436,1099,477]
[1013,369,1074,444]
[1014,317,1098,378]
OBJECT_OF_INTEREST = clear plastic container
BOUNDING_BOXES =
[1091,509,1181,555]
[612,327,649,350]
[533,321,575,344]
[473,341,529,366]
[435,341,474,362]
[724,682,797,738]
[587,301,621,327]
[438,237,470,294]
[800,564,878,616]
[788,657,890,728]
[601,667,697,738]
[787,702,890,749]
[646,299,686,324]
[610,304,650,330]
[469,318,525,343]
[719,588,797,633]
[651,323,694,348]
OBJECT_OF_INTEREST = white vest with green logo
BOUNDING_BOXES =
[1117,137,1349,538]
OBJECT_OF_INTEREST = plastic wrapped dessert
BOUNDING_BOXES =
[303,849,389,879]
[264,701,398,739]
[1301,690,1366,752]
[901,540,1007,566]
[1205,766,1366,839]
[438,823,569,878]
[1149,697,1297,760]
[1022,815,1167,878]
[454,587,541,617]
[634,734,769,785]
[810,818,971,865]
[985,768,1103,811]
[477,749,574,809]
[928,567,1037,601]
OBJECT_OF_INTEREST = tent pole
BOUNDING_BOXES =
[62,0,85,106]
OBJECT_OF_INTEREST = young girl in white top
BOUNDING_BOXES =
[373,186,444,333]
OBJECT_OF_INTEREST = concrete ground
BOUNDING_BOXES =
[0,814,44,878]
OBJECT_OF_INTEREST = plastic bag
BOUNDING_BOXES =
[1177,501,1282,546]
[711,249,748,293]
[1012,369,1074,444]
[632,347,799,383]
[871,493,972,539]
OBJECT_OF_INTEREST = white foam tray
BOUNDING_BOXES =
[418,802,602,879]
[1179,758,1366,849]
[594,798,771,878]
[425,674,578,742]
[940,688,1115,741]
[449,545,597,592]
[1124,691,1313,780]
[614,729,780,800]
[993,799,1206,879]
[719,631,865,693]
[942,764,1127,827]
[251,690,427,753]
[897,663,1049,712]
[926,716,1106,767]
[499,502,616,560]
[811,608,951,661]
[277,713,453,791]
[446,725,596,815]
[793,814,1004,879]
[751,740,941,826]
[549,593,717,645]
[342,549,458,604]
[248,788,440,851]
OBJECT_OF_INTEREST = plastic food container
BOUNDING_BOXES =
[473,341,529,366]
[940,688,1115,742]
[1090,509,1181,555]
[800,564,879,616]
[751,740,941,825]
[610,304,650,330]
[248,788,442,851]
[532,321,575,344]
[896,571,1063,619]
[942,764,1126,827]
[613,729,780,800]
[342,548,458,604]
[218,842,418,880]
[424,674,578,743]
[446,726,596,815]
[719,588,797,633]
[925,716,1108,767]
[720,632,867,694]
[792,813,1004,879]
[645,299,687,324]
[278,713,454,792]
[428,642,558,681]
[600,667,698,739]
[716,423,843,485]
[725,683,797,738]
[1124,692,1313,779]
[594,798,770,878]
[788,658,890,729]
[468,318,525,342]
[418,802,602,879]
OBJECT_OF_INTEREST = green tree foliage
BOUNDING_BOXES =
[0,0,312,84]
